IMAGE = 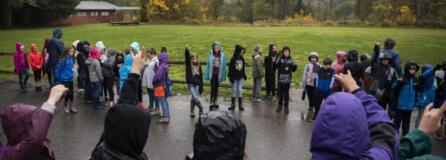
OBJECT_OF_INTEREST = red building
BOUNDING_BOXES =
[58,1,139,25]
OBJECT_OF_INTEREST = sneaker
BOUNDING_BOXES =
[159,118,170,123]
[76,89,84,93]
[270,96,277,101]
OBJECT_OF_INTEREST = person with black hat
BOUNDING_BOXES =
[343,49,363,87]
[368,52,397,111]
[274,46,297,113]
[228,45,247,111]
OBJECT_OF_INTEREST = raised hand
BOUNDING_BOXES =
[47,85,68,106]
[334,70,360,93]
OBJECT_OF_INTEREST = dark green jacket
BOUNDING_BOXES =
[398,129,444,160]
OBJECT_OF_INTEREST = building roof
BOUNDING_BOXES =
[75,1,140,11]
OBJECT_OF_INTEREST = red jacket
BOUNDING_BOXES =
[29,44,44,70]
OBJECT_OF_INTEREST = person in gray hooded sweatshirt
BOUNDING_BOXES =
[102,48,116,107]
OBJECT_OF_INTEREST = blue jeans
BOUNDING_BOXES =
[188,83,200,101]
[90,82,102,106]
[231,79,243,98]
[18,70,30,90]
[157,96,169,118]
[146,88,159,109]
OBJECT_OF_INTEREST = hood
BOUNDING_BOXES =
[422,64,433,74]
[30,43,38,53]
[311,92,369,159]
[115,51,125,63]
[210,42,221,54]
[1,104,38,145]
[232,45,245,58]
[158,52,168,64]
[335,51,346,63]
[360,53,370,62]
[404,61,420,77]
[52,27,63,39]
[95,41,105,51]
[76,40,90,55]
[193,111,246,160]
[89,47,101,60]
[130,42,140,53]
[107,48,116,57]
[347,49,359,62]
[308,52,319,62]
[16,42,24,53]
[104,104,150,159]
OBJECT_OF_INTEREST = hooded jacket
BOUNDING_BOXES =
[382,48,402,76]
[0,103,56,160]
[344,50,363,86]
[252,50,265,79]
[86,47,103,83]
[228,45,247,82]
[316,67,335,98]
[142,55,158,89]
[205,42,227,82]
[193,111,247,160]
[114,51,125,78]
[416,65,436,108]
[47,28,64,67]
[13,42,29,74]
[274,48,297,85]
[76,41,90,80]
[55,55,74,82]
[311,91,398,160]
[153,52,169,88]
[370,53,397,101]
[302,52,321,87]
[91,73,150,160]
[185,48,203,86]
[102,48,116,78]
[331,51,346,74]
[264,45,278,84]
[395,62,420,111]
[29,44,44,70]
[119,54,133,90]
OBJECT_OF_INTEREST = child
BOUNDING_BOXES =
[275,46,297,113]
[314,58,335,120]
[360,53,372,91]
[264,44,278,100]
[205,42,227,110]
[86,47,104,109]
[55,46,77,113]
[302,52,321,112]
[113,51,124,96]
[154,49,170,123]
[252,44,264,102]
[415,64,437,128]
[185,47,204,117]
[393,61,419,136]
[369,52,397,110]
[331,51,346,92]
[142,48,160,115]
[343,49,363,87]
[29,43,44,91]
[102,48,116,107]
[119,50,134,90]
[13,42,30,93]
[228,45,246,111]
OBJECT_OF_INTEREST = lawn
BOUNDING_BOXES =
[1,24,446,95]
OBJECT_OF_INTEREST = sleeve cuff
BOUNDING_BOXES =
[41,102,56,114]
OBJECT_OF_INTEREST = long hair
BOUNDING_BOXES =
[60,46,73,59]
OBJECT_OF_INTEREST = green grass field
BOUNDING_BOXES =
[1,24,445,95]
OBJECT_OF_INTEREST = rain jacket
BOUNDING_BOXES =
[193,111,247,160]
[29,44,44,71]
[153,52,169,88]
[398,129,443,160]
[205,42,227,82]
[264,45,278,87]
[316,67,335,98]
[13,42,29,74]
[382,48,402,76]
[86,47,103,83]
[416,65,436,108]
[344,50,363,86]
[47,28,64,67]
[119,54,133,90]
[394,62,420,111]
[274,55,297,85]
[55,55,74,82]
[76,41,90,81]
[142,56,158,89]
[0,103,56,160]
[331,51,346,74]
[228,45,247,82]
[102,48,116,79]
[311,91,398,160]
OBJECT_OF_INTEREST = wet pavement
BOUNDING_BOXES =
[0,80,445,160]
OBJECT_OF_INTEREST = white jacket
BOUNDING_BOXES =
[142,56,159,89]
[302,63,321,88]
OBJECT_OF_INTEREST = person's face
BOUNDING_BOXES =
[283,50,290,57]
[382,59,389,65]
[409,68,416,75]
[213,45,220,53]
[69,48,74,56]
[20,46,24,52]
[323,64,331,69]
[117,56,123,61]
[192,56,198,63]
[258,47,262,53]
[310,57,317,63]
[272,45,277,52]
[239,49,244,57]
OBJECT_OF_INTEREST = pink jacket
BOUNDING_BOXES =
[0,103,56,160]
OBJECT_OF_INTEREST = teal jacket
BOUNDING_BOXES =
[205,42,227,82]
[398,129,443,160]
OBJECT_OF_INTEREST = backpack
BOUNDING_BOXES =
[165,73,172,97]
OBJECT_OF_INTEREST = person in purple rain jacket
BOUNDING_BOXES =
[311,70,399,160]
[13,42,30,93]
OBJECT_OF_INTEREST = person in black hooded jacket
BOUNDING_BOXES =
[228,45,247,111]
[343,49,363,87]
[264,44,278,100]
[76,41,91,102]
[274,46,297,113]
[185,47,204,118]
[90,51,150,160]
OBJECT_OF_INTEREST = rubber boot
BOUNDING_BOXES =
[190,100,195,118]
[229,97,236,110]
[70,101,78,113]
[238,97,244,111]
[195,99,204,115]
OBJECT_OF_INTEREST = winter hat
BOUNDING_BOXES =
[308,52,319,62]
[130,42,140,53]
[95,41,105,51]
[72,40,80,48]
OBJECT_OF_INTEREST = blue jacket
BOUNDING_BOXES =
[397,78,417,111]
[119,54,133,90]
[416,65,436,108]
[205,42,227,82]
[316,68,335,98]
[55,56,74,82]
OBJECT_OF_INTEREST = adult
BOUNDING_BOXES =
[46,28,65,87]
[382,38,402,77]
